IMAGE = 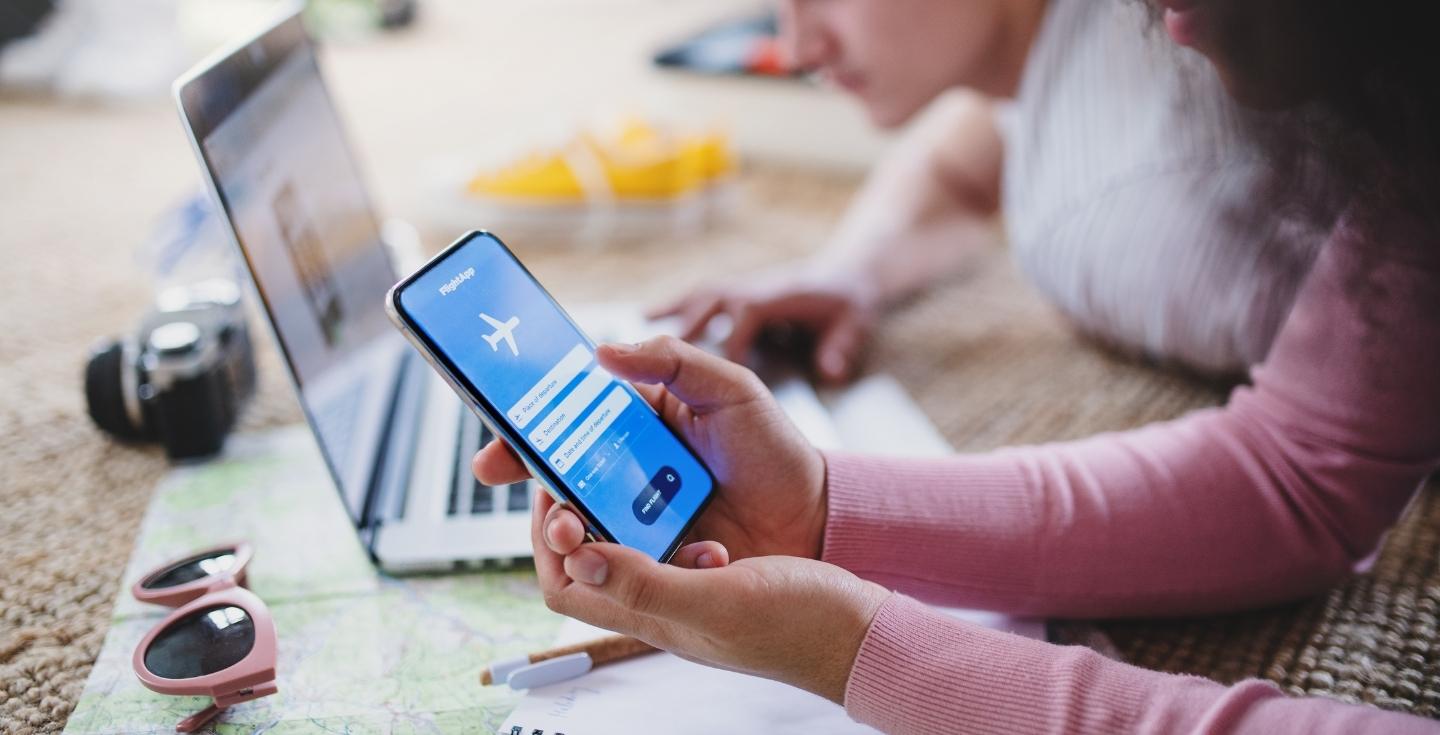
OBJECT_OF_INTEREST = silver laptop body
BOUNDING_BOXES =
[173,6,533,571]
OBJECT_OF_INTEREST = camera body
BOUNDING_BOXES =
[86,281,257,460]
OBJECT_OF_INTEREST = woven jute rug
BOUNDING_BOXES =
[2,162,1437,733]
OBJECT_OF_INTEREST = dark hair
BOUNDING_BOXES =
[1147,1,1440,238]
[1289,1,1438,232]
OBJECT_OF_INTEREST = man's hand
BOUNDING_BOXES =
[649,268,879,386]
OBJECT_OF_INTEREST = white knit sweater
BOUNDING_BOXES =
[999,0,1325,375]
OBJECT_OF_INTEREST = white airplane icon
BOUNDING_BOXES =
[479,312,520,356]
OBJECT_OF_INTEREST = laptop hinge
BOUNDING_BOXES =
[359,351,426,544]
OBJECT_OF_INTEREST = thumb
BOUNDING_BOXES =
[669,540,730,570]
[597,336,765,413]
[563,542,712,621]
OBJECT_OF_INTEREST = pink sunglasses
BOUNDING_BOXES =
[130,542,278,733]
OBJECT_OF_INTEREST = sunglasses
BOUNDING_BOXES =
[130,542,278,733]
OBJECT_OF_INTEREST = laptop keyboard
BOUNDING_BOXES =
[448,410,531,517]
[312,389,361,469]
[505,481,531,512]
[470,476,495,514]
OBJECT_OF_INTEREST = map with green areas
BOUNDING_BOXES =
[64,428,563,735]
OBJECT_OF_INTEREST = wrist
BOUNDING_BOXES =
[811,450,832,560]
[798,255,883,311]
[813,580,891,705]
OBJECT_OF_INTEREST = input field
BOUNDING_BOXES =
[529,367,613,451]
[549,385,631,475]
[507,344,591,429]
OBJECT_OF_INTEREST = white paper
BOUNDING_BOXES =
[501,605,1043,735]
[499,619,881,735]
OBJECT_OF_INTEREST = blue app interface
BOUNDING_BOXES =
[398,234,712,560]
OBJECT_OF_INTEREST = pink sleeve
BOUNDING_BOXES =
[821,213,1440,618]
[843,594,1439,734]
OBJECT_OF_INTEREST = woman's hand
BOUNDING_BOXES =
[649,266,879,385]
[531,490,890,704]
[472,335,828,560]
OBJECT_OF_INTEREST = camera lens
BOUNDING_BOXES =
[84,340,146,440]
[148,321,202,355]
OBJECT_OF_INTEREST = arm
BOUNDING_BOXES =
[652,92,1007,383]
[845,594,1439,734]
[822,212,1440,617]
[818,90,1006,309]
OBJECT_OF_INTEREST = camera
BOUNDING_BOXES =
[85,280,257,460]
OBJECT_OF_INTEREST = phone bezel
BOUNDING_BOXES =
[384,231,715,563]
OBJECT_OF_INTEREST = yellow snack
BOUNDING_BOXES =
[466,119,735,205]
[467,151,587,203]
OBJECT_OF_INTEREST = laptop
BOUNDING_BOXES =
[172,1,852,573]
[173,7,846,573]
[173,7,543,571]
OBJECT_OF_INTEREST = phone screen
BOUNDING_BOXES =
[390,232,714,561]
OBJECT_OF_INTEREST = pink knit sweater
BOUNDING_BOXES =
[821,211,1440,733]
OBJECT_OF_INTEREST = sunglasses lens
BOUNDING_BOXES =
[141,549,239,589]
[143,605,255,679]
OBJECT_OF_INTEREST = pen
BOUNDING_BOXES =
[481,634,657,689]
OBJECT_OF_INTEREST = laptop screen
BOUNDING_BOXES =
[180,14,402,521]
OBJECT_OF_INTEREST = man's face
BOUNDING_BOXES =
[776,0,1014,128]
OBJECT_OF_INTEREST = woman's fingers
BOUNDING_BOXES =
[669,540,730,569]
[560,543,716,623]
[471,439,530,485]
[537,504,727,573]
[530,490,570,596]
[542,504,587,555]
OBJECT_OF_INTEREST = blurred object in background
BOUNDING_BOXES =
[426,115,738,246]
[180,0,415,55]
[467,117,735,207]
[177,0,303,59]
[0,0,55,49]
[374,0,416,29]
[83,193,257,461]
[84,277,257,461]
[653,12,795,80]
[139,193,244,293]
[645,8,891,172]
[300,0,415,40]
[0,0,189,100]
[0,0,417,100]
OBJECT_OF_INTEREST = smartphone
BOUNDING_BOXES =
[385,231,715,562]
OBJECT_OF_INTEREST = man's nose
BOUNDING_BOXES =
[775,1,832,72]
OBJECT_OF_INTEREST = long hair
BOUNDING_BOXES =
[1143,1,1440,238]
